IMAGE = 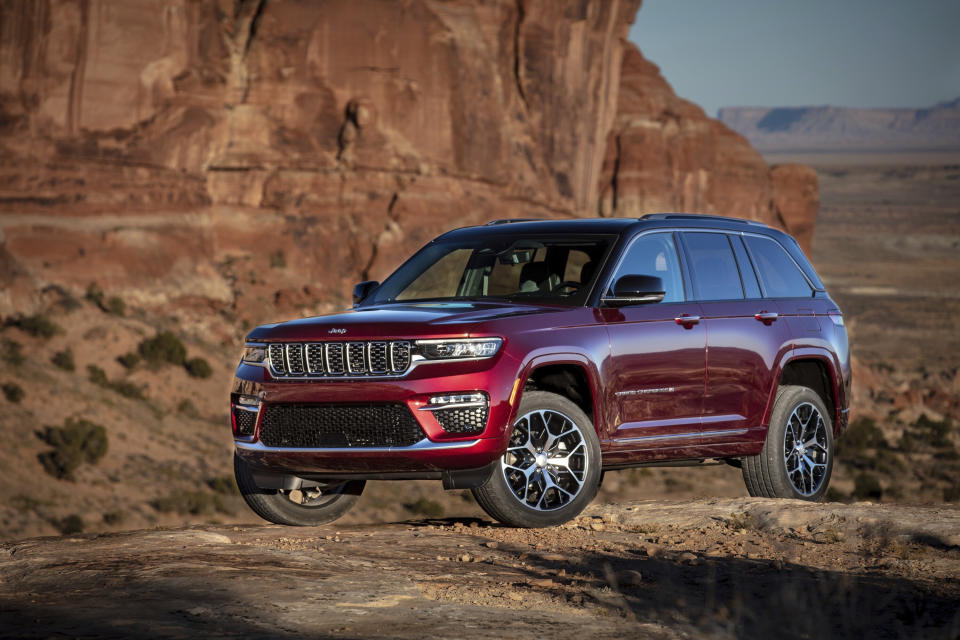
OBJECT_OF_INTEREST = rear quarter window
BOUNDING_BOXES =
[744,235,813,298]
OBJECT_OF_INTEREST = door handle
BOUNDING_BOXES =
[755,311,779,325]
[675,314,700,329]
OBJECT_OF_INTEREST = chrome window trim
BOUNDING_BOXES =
[601,229,689,304]
[234,437,482,453]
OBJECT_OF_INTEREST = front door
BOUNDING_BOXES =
[601,232,706,458]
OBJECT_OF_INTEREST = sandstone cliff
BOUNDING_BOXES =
[0,0,816,332]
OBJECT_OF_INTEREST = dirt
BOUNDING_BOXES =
[1,498,957,639]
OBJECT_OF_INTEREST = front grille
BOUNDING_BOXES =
[266,340,412,379]
[233,407,258,437]
[434,406,488,434]
[259,403,425,448]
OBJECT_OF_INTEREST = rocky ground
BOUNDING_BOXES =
[1,498,957,639]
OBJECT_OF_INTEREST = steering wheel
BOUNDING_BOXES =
[553,281,583,295]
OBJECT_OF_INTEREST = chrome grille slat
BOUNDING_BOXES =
[267,341,412,379]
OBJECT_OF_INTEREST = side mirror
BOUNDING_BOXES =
[601,274,665,307]
[352,280,379,306]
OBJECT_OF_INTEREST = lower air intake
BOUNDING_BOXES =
[258,403,425,448]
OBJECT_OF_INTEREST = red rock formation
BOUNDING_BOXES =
[0,1,816,333]
[597,45,817,253]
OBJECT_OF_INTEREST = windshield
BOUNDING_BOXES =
[364,234,616,307]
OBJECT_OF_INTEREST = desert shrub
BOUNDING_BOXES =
[9,314,61,339]
[105,296,126,316]
[102,510,126,525]
[824,487,847,503]
[117,352,141,369]
[177,398,201,418]
[872,448,906,474]
[727,512,759,530]
[51,348,75,372]
[0,338,24,366]
[403,497,444,517]
[852,472,883,501]
[185,357,212,379]
[269,250,286,269]
[108,378,145,400]
[2,382,24,403]
[914,414,952,448]
[138,331,186,366]
[838,417,887,456]
[52,514,85,535]
[87,364,109,387]
[152,490,226,515]
[207,475,239,496]
[85,282,104,307]
[899,431,918,453]
[944,484,960,503]
[36,417,109,481]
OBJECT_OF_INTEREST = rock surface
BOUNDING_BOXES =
[0,0,816,328]
[1,498,957,639]
[597,45,818,251]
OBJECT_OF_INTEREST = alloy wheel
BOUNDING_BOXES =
[782,402,830,496]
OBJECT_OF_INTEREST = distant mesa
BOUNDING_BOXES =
[718,97,960,151]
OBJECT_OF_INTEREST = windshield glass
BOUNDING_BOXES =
[364,234,616,307]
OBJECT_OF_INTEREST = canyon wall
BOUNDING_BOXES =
[0,0,816,337]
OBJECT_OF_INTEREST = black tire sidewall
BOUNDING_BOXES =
[763,385,834,501]
[234,452,364,526]
[472,391,601,528]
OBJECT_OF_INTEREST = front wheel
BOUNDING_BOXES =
[472,391,601,528]
[234,453,365,526]
[742,385,834,500]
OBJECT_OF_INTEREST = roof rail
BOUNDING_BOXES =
[640,213,768,227]
[484,218,541,226]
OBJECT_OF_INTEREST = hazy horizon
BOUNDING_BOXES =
[631,0,960,117]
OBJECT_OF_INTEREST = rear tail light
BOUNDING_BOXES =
[827,311,844,326]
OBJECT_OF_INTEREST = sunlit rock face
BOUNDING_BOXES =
[0,1,814,327]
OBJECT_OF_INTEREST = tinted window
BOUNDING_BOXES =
[611,233,684,303]
[730,235,762,298]
[684,232,744,300]
[744,235,813,298]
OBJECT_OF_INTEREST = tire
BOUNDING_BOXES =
[742,385,834,501]
[472,391,601,528]
[234,453,365,526]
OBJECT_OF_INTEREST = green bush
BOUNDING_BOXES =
[36,417,109,481]
[52,514,85,535]
[838,417,887,455]
[117,352,141,369]
[138,331,186,366]
[102,510,127,525]
[207,475,240,495]
[852,472,883,501]
[108,378,145,400]
[0,339,24,366]
[105,296,126,317]
[2,382,24,403]
[269,250,286,269]
[914,414,952,448]
[9,314,61,339]
[403,497,445,517]
[824,487,847,503]
[85,282,105,307]
[177,399,201,418]
[152,490,226,515]
[87,364,109,387]
[185,357,212,379]
[51,348,75,372]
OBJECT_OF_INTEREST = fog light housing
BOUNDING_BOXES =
[231,393,260,437]
[420,392,489,434]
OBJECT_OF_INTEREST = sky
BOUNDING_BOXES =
[629,0,960,116]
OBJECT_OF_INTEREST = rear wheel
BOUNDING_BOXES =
[472,391,601,528]
[742,385,834,500]
[234,453,364,526]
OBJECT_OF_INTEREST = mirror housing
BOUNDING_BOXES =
[601,274,666,307]
[352,280,379,306]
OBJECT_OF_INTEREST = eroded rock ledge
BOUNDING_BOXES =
[1,498,957,639]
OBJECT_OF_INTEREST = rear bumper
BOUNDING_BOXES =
[230,352,520,476]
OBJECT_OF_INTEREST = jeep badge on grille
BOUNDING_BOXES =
[328,328,347,334]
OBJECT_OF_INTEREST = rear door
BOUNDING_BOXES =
[601,232,706,457]
[680,231,791,448]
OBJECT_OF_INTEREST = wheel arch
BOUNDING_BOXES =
[510,354,603,436]
[771,352,841,435]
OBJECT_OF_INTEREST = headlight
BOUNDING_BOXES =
[242,344,267,364]
[415,338,503,360]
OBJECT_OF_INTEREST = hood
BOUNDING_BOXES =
[245,301,566,342]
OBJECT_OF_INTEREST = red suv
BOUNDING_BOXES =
[231,215,850,527]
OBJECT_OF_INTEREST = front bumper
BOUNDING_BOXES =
[230,353,520,476]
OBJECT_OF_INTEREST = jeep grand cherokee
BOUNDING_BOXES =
[230,214,851,528]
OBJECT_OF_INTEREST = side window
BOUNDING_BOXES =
[744,235,813,298]
[683,232,744,301]
[611,233,684,303]
[730,235,763,298]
